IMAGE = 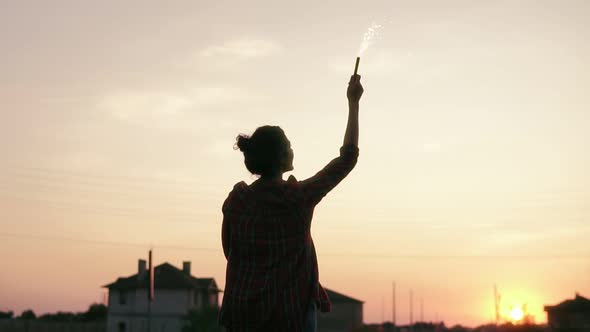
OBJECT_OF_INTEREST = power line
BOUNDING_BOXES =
[2,166,226,193]
[1,195,218,223]
[2,232,588,260]
[0,233,220,252]
[7,166,590,204]
[0,175,221,199]
[3,168,590,257]
[320,252,590,260]
[5,166,213,184]
[5,188,587,230]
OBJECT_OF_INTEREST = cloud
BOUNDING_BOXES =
[200,38,280,58]
[98,86,267,129]
[171,38,281,71]
[101,92,192,123]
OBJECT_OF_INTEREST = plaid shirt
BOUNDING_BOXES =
[220,145,359,331]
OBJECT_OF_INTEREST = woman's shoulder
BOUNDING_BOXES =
[225,176,301,197]
[232,181,249,190]
[226,181,249,198]
[285,175,304,192]
[285,175,306,200]
[222,181,250,212]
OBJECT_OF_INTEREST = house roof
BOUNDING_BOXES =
[102,262,221,292]
[325,288,364,304]
[544,294,590,312]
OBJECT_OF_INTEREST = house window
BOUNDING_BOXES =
[119,291,127,305]
[117,321,126,332]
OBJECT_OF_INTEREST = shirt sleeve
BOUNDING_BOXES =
[222,215,231,259]
[299,145,359,206]
[221,183,243,260]
[221,195,232,260]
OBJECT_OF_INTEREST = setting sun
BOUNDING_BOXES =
[510,307,524,321]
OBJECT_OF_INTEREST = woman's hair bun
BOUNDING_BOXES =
[235,134,251,152]
[234,126,291,176]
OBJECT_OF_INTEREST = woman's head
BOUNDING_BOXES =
[235,126,294,177]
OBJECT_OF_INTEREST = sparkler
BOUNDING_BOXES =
[355,22,384,75]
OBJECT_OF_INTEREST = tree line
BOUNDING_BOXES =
[0,304,106,322]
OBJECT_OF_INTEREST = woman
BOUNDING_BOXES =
[220,74,364,331]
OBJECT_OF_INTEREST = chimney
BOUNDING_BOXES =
[138,259,147,280]
[182,261,191,275]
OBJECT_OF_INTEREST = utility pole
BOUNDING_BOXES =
[392,281,396,326]
[381,296,385,325]
[148,249,154,332]
[420,298,424,322]
[494,284,501,325]
[410,290,414,327]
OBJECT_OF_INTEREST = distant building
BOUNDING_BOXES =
[544,293,590,331]
[318,288,364,332]
[103,260,221,332]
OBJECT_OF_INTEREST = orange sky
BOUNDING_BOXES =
[1,0,590,326]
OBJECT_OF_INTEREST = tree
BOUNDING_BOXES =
[81,303,107,322]
[0,311,14,319]
[18,310,36,320]
[183,307,221,332]
[38,311,77,322]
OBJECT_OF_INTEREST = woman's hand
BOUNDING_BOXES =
[347,74,364,104]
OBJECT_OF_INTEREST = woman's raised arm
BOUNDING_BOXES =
[299,75,363,206]
[343,74,363,147]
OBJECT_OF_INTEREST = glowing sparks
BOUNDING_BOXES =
[358,22,384,55]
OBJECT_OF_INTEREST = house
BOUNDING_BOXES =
[544,293,590,331]
[318,288,364,332]
[103,259,221,332]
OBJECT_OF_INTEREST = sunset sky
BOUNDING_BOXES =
[1,0,590,326]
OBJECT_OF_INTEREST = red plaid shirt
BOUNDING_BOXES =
[220,145,359,331]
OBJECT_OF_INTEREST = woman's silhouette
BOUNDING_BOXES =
[220,74,363,332]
